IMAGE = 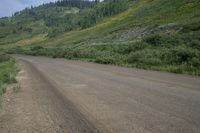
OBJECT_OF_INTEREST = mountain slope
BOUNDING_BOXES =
[41,0,200,46]
[1,0,200,75]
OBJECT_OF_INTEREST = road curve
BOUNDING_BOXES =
[1,55,200,133]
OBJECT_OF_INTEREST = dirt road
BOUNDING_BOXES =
[0,55,200,133]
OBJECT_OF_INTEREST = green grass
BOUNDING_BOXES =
[7,32,200,75]
[33,0,199,47]
[0,54,19,96]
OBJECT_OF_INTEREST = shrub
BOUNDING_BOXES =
[0,84,6,95]
[113,42,148,54]
[167,46,200,64]
[127,49,162,66]
[144,34,163,46]
[95,55,116,64]
[0,53,10,63]
[30,46,44,51]
[144,34,182,47]
[95,52,126,65]
[190,57,200,67]
[0,59,19,96]
[188,39,200,50]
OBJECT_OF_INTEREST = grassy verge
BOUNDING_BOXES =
[0,54,19,97]
[6,31,200,76]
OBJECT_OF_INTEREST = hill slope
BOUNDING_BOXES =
[0,0,200,75]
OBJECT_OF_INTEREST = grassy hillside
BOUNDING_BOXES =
[1,0,200,75]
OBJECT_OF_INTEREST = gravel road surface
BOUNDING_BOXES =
[0,55,200,133]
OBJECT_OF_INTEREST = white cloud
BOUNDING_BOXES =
[0,0,58,17]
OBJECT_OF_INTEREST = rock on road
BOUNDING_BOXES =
[0,55,200,133]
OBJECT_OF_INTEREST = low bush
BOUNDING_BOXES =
[144,34,182,47]
[95,51,126,65]
[5,33,200,76]
[128,49,162,66]
[0,56,19,96]
[144,34,164,46]
[0,53,11,62]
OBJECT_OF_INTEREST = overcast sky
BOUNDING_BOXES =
[0,0,60,18]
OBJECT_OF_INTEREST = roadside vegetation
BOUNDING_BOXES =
[7,29,200,75]
[0,0,200,76]
[0,53,19,97]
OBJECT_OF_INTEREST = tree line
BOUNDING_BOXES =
[5,0,129,37]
